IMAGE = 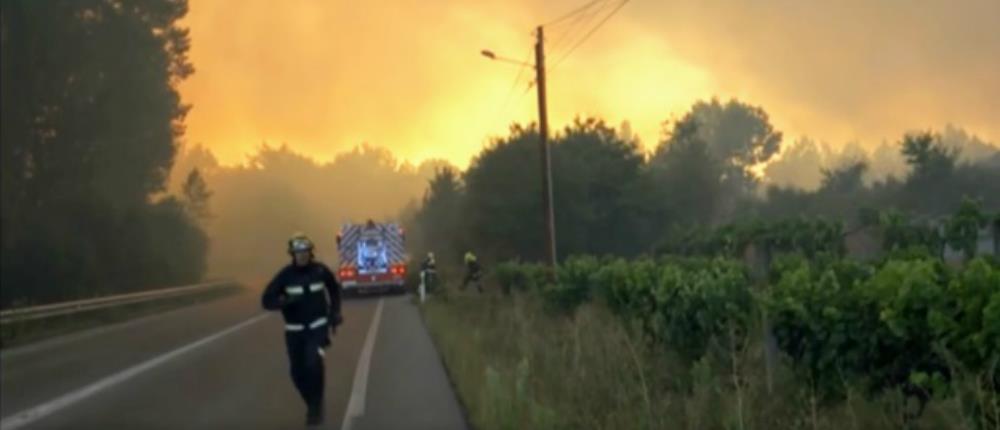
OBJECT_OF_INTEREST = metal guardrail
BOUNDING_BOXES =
[0,280,236,324]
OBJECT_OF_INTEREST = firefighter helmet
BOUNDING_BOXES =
[288,232,314,253]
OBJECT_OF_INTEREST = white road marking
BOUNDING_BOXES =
[1,298,216,360]
[0,313,271,430]
[341,298,384,430]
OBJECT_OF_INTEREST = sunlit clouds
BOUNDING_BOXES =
[179,0,1000,168]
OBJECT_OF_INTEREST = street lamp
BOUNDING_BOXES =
[480,50,533,67]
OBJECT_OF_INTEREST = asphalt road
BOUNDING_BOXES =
[0,286,466,430]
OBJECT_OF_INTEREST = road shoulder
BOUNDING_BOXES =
[352,295,467,430]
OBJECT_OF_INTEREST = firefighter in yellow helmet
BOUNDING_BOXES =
[462,251,483,292]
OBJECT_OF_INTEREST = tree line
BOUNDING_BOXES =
[1,0,206,307]
[406,98,1000,267]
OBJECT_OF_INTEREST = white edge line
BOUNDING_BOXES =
[0,313,271,430]
[341,298,384,430]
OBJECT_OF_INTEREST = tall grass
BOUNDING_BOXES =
[422,291,996,429]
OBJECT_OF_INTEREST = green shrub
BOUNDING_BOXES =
[647,259,754,361]
[767,260,881,400]
[495,261,549,295]
[541,256,601,315]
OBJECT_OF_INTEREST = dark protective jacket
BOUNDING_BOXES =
[261,261,343,330]
[466,259,482,275]
[421,257,436,272]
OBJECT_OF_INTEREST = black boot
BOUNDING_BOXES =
[306,402,324,426]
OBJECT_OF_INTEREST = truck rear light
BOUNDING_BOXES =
[338,268,357,278]
[390,265,406,276]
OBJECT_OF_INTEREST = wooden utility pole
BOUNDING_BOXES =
[535,26,558,272]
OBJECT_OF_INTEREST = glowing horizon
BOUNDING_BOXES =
[178,0,1000,169]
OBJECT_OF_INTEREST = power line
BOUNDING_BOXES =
[548,8,593,55]
[550,0,630,72]
[547,0,613,57]
[543,0,608,27]
[486,0,629,132]
[551,0,629,71]
[493,45,535,127]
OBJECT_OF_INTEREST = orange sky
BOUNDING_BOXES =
[179,0,1000,168]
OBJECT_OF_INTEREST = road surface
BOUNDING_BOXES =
[0,286,467,430]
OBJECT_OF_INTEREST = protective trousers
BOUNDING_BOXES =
[285,330,327,410]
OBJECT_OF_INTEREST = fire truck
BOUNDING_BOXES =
[336,220,408,294]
